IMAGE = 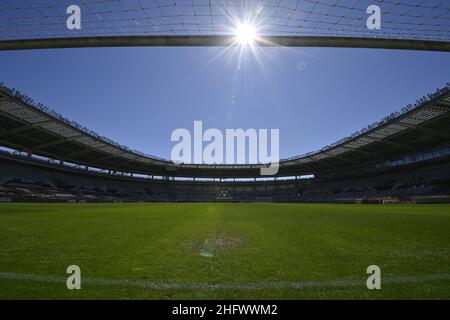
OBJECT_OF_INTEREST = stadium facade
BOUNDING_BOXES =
[1,83,449,204]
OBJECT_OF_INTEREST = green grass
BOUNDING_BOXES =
[0,203,449,299]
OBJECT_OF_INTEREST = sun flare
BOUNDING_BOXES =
[234,22,258,46]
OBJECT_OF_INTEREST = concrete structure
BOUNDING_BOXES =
[1,84,449,179]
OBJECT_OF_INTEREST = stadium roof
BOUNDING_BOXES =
[1,83,449,178]
[0,0,449,51]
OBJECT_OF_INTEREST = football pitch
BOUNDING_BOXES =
[0,203,449,300]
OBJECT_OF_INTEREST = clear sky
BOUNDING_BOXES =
[0,46,449,160]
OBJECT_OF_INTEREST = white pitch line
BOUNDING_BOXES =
[0,272,449,290]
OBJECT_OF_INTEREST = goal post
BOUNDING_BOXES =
[0,0,449,51]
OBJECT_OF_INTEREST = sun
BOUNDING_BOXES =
[234,22,258,46]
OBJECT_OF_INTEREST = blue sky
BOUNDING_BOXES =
[0,46,449,160]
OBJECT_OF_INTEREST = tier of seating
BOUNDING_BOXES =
[1,154,449,203]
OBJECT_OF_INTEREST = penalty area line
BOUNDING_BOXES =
[0,272,449,290]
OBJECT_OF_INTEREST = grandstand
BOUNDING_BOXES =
[1,83,449,204]
[1,0,449,204]
[2,1,450,303]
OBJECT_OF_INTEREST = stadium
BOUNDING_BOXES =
[0,0,449,300]
[1,83,450,204]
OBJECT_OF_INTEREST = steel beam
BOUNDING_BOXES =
[0,36,449,52]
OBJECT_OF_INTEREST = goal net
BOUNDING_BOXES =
[0,0,449,48]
